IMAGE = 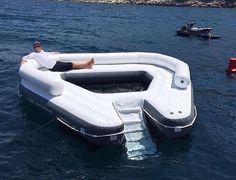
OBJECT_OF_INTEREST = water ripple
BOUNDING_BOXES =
[0,0,236,179]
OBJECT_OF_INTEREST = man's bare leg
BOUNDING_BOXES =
[72,58,95,69]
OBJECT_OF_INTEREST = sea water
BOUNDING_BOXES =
[0,0,236,179]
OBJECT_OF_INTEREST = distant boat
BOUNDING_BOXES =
[176,22,220,39]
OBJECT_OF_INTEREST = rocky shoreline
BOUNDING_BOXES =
[64,0,236,8]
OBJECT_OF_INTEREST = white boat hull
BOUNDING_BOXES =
[19,52,197,145]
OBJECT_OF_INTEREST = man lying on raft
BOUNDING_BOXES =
[21,41,95,72]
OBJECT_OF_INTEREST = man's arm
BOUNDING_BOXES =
[46,51,60,55]
[21,59,27,65]
[20,53,32,65]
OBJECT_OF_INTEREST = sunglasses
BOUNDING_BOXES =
[34,45,41,48]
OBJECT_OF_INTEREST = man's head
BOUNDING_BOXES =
[33,41,42,52]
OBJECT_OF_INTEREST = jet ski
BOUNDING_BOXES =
[176,22,220,39]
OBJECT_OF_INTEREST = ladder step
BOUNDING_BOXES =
[124,125,145,133]
[114,103,156,160]
[117,108,141,113]
[125,131,150,141]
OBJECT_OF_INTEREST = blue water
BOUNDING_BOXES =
[0,0,236,179]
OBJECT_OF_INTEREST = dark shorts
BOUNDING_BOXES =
[50,61,73,72]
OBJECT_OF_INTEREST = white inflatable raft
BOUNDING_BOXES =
[19,52,197,145]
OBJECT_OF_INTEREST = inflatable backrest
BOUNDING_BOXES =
[50,52,190,89]
[19,59,64,96]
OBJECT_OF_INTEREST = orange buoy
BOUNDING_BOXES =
[226,58,236,73]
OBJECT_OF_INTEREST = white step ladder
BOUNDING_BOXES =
[114,100,156,160]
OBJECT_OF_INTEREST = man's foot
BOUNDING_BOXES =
[87,58,95,69]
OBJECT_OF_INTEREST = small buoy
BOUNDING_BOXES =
[226,57,236,73]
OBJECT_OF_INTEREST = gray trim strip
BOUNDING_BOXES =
[57,117,124,138]
[143,106,197,129]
